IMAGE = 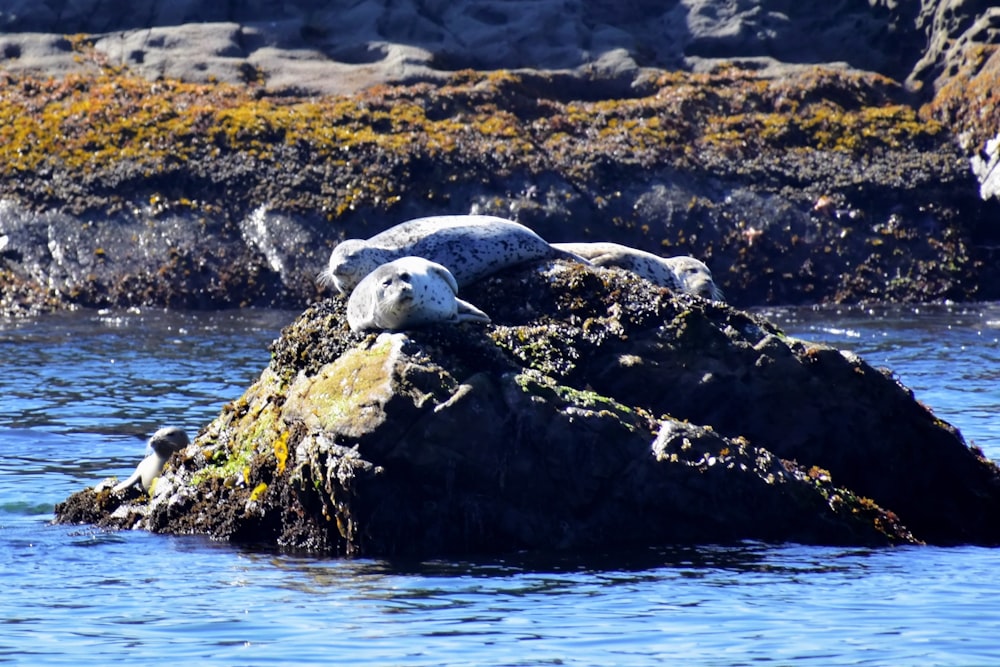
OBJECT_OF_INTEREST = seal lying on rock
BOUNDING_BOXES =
[112,426,190,493]
[346,256,491,333]
[320,214,587,294]
[552,242,725,301]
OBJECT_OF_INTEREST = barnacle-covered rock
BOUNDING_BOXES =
[55,261,1000,556]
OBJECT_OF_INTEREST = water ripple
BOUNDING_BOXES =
[2,306,1000,665]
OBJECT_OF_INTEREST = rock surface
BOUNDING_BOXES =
[1,62,996,315]
[54,260,1000,557]
[1,1,995,118]
[3,0,1000,317]
[0,1,966,96]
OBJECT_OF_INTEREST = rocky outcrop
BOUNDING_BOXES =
[1,1,991,99]
[2,61,995,315]
[907,1,1000,94]
[54,260,1000,556]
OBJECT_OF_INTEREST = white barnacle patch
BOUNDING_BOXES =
[617,354,644,367]
[840,349,862,364]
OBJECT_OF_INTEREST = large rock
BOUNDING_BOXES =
[0,200,328,310]
[54,259,1000,556]
[3,62,995,314]
[4,1,1000,314]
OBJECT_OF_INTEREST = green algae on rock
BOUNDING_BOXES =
[54,260,1000,557]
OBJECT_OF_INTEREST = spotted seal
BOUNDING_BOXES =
[320,214,587,294]
[112,426,190,493]
[552,242,725,301]
[346,256,491,333]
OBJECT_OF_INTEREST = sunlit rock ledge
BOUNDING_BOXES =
[54,260,1000,557]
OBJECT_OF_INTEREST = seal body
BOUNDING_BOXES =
[320,214,583,294]
[113,426,190,492]
[552,242,724,301]
[347,256,491,333]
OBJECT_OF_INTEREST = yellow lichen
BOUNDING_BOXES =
[273,431,289,475]
[0,53,950,222]
[249,482,268,502]
[281,335,400,435]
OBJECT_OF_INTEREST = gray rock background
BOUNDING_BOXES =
[3,0,999,314]
[0,0,979,98]
[6,1,998,187]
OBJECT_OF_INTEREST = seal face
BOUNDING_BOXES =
[320,214,581,294]
[113,426,190,493]
[552,242,724,301]
[662,255,725,301]
[346,256,491,333]
[318,239,393,295]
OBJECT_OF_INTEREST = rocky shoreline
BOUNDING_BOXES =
[54,259,1000,556]
[2,1,1000,316]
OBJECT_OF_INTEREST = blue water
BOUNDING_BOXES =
[2,304,1000,665]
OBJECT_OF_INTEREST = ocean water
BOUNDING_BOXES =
[1,304,999,666]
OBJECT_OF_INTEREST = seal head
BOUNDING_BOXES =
[318,240,393,295]
[662,256,725,301]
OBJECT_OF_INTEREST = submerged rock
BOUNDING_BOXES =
[55,260,1000,556]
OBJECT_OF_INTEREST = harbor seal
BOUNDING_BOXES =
[347,256,491,333]
[320,214,587,294]
[552,242,725,301]
[112,426,190,493]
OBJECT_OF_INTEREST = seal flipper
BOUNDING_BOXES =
[112,469,143,493]
[454,298,491,325]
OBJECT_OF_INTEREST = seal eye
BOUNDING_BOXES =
[398,272,410,281]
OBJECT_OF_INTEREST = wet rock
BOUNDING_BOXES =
[2,59,995,312]
[3,1,1000,312]
[55,261,1000,556]
[0,199,329,311]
